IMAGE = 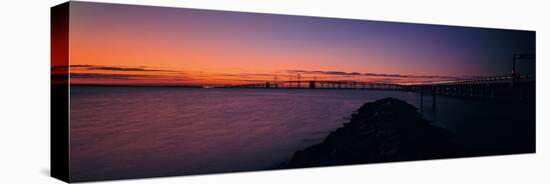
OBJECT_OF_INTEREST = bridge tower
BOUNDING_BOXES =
[309,81,316,89]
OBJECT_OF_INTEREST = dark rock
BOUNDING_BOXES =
[285,98,464,168]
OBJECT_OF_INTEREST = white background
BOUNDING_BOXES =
[0,0,548,183]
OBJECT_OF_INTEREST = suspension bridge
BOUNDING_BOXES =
[222,54,535,107]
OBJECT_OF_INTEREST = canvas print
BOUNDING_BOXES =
[51,1,535,182]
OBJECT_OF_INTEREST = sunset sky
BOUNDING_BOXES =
[62,1,535,86]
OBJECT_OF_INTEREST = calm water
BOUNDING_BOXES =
[69,86,534,181]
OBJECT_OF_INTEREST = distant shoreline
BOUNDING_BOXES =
[69,84,414,91]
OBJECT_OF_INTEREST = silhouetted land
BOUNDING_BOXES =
[285,98,466,168]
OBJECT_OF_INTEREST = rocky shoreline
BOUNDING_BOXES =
[285,98,465,168]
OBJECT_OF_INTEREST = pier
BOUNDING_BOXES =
[406,74,535,108]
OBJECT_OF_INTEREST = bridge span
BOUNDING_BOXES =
[222,74,534,108]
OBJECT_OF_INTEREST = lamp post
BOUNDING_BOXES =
[513,53,535,80]
[512,53,535,99]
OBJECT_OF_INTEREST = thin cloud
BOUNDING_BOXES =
[87,66,177,72]
[216,73,281,78]
[284,70,464,80]
[66,64,183,73]
[70,73,149,80]
[52,65,93,70]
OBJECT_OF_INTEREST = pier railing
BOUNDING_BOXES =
[404,74,535,108]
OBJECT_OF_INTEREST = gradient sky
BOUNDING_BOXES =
[64,1,535,86]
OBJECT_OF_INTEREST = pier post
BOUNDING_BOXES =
[309,81,316,89]
[432,86,437,109]
[420,86,424,108]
